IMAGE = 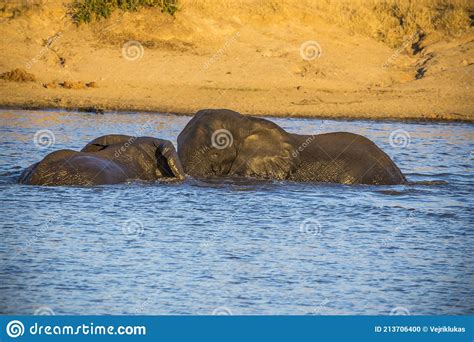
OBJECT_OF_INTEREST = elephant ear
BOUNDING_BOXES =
[230,126,299,180]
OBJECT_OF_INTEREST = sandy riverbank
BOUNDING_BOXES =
[0,1,473,121]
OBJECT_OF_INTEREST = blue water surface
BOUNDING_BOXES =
[0,109,473,315]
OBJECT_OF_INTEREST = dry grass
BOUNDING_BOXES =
[5,0,471,48]
[178,0,472,47]
[310,0,473,47]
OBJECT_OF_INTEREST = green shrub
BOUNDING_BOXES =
[72,0,178,23]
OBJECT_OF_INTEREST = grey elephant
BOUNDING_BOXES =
[177,109,406,185]
[19,135,185,186]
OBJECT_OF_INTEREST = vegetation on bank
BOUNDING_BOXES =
[71,0,178,23]
[2,0,472,48]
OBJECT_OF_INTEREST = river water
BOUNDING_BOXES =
[0,109,473,315]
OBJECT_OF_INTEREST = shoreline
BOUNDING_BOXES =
[2,103,473,124]
[1,2,472,124]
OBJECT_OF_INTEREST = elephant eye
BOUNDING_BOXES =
[210,152,219,159]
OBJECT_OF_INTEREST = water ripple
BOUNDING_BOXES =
[0,110,473,315]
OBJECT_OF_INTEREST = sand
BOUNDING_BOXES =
[0,1,472,121]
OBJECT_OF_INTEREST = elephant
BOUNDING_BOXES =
[19,135,185,186]
[177,109,406,185]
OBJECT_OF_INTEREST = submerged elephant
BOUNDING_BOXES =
[19,135,185,186]
[177,109,406,185]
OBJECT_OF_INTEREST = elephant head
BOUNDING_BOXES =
[81,135,185,181]
[19,135,185,186]
[177,109,300,180]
